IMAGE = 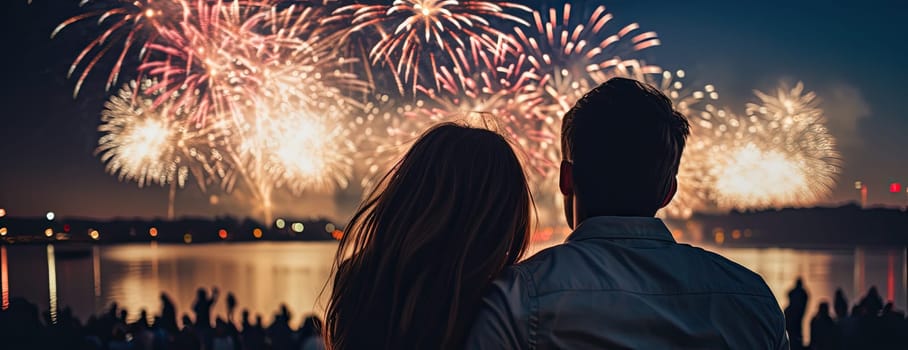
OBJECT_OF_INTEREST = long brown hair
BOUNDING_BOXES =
[325,122,533,349]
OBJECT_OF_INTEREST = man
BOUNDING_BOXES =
[466,78,788,349]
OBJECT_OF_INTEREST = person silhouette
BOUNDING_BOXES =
[192,287,218,329]
[325,123,533,349]
[226,292,237,323]
[785,278,809,349]
[267,305,293,350]
[834,288,849,321]
[160,292,179,334]
[466,78,787,349]
[300,315,327,350]
[860,286,883,315]
[810,302,839,350]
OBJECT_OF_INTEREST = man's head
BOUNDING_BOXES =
[560,77,690,226]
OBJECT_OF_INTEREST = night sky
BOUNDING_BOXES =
[1,0,906,221]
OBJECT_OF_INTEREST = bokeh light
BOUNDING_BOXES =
[0,208,6,218]
[46,212,55,221]
[183,233,192,244]
[291,223,304,233]
[218,229,228,240]
[44,228,53,237]
[0,227,7,236]
[714,230,725,244]
[325,223,336,233]
[275,219,286,230]
[253,228,263,239]
[149,227,158,237]
[89,229,100,240]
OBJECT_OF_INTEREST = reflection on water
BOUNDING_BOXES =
[92,245,101,298]
[0,242,905,333]
[709,245,907,344]
[47,244,57,324]
[1,246,8,310]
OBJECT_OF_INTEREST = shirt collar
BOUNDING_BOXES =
[567,216,676,243]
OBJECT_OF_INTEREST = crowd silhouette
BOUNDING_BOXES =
[0,287,325,350]
[2,281,907,349]
[785,279,907,349]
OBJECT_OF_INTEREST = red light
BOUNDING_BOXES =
[63,224,71,233]
[890,182,902,193]
[218,229,228,239]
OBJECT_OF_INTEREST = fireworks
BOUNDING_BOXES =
[352,36,548,191]
[514,4,661,113]
[45,1,842,221]
[241,97,357,195]
[713,144,812,209]
[51,0,184,97]
[637,76,839,214]
[352,93,429,191]
[140,1,367,125]
[96,79,228,189]
[330,0,531,93]
[711,82,840,210]
[140,1,365,220]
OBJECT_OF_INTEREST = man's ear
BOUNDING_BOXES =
[660,176,678,209]
[559,160,573,196]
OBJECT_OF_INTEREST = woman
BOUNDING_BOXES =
[325,122,534,349]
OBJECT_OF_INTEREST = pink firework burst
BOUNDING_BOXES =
[51,0,185,97]
[329,0,531,94]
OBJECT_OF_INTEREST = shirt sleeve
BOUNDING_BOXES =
[464,267,531,350]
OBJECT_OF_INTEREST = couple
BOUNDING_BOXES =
[325,78,788,349]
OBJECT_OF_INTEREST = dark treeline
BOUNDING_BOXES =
[0,216,340,244]
[687,204,908,246]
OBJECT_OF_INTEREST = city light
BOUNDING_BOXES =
[0,208,5,218]
[183,233,192,244]
[89,229,100,240]
[291,223,304,233]
[854,181,863,190]
[331,230,343,240]
[253,228,263,239]
[714,229,725,244]
[218,229,228,240]
[46,211,55,221]
[275,219,286,229]
[149,227,158,237]
[63,224,71,233]
[325,223,336,233]
[0,227,7,236]
[890,182,902,194]
[44,228,53,237]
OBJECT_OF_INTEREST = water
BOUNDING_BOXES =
[1,242,336,327]
[1,242,906,340]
